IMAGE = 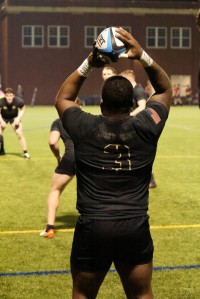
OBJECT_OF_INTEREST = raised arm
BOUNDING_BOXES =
[55,51,109,118]
[116,27,172,111]
[55,70,86,119]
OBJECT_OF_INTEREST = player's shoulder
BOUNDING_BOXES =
[52,118,60,126]
[146,101,168,113]
[0,97,5,107]
[51,118,63,131]
[64,106,97,120]
[143,101,169,123]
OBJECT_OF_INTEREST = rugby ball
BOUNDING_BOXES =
[96,27,126,62]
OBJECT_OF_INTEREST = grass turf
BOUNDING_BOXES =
[0,105,200,298]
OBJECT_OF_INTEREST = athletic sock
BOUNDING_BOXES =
[46,224,54,232]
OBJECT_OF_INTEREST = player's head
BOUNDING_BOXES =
[102,66,117,81]
[4,88,14,103]
[120,69,136,83]
[101,75,133,114]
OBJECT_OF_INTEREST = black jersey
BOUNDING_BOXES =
[51,118,74,153]
[0,97,24,119]
[133,84,146,109]
[62,101,168,219]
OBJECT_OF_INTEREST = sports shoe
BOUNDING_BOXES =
[149,173,157,189]
[149,181,157,188]
[40,229,55,239]
[24,152,30,159]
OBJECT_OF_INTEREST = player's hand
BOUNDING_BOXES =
[13,118,20,127]
[0,119,7,129]
[88,43,110,68]
[115,27,143,60]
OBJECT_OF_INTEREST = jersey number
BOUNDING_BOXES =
[103,144,131,171]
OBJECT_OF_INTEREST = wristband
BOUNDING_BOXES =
[139,50,153,68]
[77,59,92,77]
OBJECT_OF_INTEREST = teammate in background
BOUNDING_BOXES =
[0,88,30,158]
[120,69,157,188]
[40,119,75,238]
[40,98,81,238]
[102,65,117,81]
[55,27,172,298]
[120,69,146,116]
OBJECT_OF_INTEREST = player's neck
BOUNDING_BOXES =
[102,111,129,119]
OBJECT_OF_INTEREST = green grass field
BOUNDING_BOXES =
[0,105,200,298]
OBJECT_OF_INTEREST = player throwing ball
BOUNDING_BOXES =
[55,28,172,298]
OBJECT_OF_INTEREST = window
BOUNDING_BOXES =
[170,27,191,49]
[22,26,44,47]
[146,27,167,48]
[48,26,70,47]
[85,26,106,48]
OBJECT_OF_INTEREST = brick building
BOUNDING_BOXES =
[0,0,199,105]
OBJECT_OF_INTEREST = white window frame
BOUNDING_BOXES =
[146,27,167,49]
[170,27,191,49]
[22,25,44,48]
[48,26,70,48]
[85,26,106,48]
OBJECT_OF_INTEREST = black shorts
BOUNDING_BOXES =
[55,151,75,176]
[70,215,154,272]
[3,118,15,124]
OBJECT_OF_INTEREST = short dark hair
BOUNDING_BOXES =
[101,76,133,112]
[5,87,14,94]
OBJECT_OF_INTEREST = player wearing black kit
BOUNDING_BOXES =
[51,118,75,175]
[55,28,172,298]
[0,88,30,158]
[120,69,157,188]
[40,118,76,238]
